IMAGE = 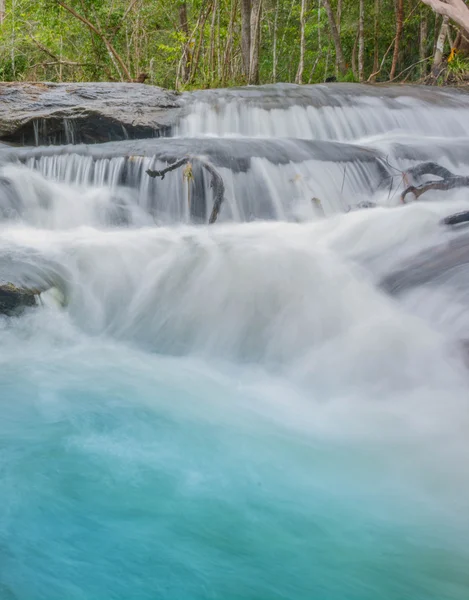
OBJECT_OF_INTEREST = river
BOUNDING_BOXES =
[0,83,468,600]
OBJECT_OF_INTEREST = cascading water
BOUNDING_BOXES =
[176,83,469,140]
[1,83,469,600]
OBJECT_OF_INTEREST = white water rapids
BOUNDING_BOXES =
[0,84,469,600]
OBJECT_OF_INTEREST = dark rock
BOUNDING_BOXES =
[442,211,469,227]
[0,82,183,145]
[0,283,37,315]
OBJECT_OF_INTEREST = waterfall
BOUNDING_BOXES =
[2,84,469,224]
[175,83,469,141]
[0,137,392,224]
[1,83,469,600]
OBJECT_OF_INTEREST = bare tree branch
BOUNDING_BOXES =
[27,32,60,61]
[56,1,133,81]
[109,0,141,42]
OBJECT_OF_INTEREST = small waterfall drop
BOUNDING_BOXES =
[1,137,393,224]
[176,83,469,141]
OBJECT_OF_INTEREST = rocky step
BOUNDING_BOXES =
[0,82,183,145]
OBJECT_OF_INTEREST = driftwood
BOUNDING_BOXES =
[146,158,188,180]
[146,157,226,224]
[401,162,469,203]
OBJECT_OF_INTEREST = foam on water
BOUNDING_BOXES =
[1,214,469,600]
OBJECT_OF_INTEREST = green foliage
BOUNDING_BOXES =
[447,53,469,82]
[0,0,453,88]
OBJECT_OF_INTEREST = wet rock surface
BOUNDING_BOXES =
[185,82,469,110]
[0,82,183,145]
[2,82,469,147]
[0,283,37,315]
[0,136,384,172]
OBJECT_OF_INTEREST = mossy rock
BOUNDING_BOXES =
[0,283,37,315]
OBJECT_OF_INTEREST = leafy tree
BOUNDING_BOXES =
[0,0,465,87]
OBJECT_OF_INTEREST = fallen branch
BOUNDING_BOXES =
[387,56,432,83]
[401,178,469,202]
[400,162,469,203]
[146,157,226,224]
[204,161,226,224]
[403,162,455,180]
[146,158,188,180]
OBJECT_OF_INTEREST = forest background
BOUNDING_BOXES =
[0,0,468,89]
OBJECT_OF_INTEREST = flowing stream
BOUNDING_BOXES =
[1,83,469,600]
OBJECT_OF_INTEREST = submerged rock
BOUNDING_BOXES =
[380,232,469,295]
[0,82,182,145]
[0,283,37,315]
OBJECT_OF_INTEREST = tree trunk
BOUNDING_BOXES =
[179,1,190,38]
[317,0,322,54]
[390,0,403,79]
[272,0,279,81]
[358,0,365,81]
[447,24,455,49]
[336,0,342,32]
[249,0,262,84]
[324,42,331,81]
[241,0,251,79]
[454,27,469,56]
[217,5,222,81]
[188,2,214,84]
[296,0,306,83]
[179,1,190,82]
[421,0,469,34]
[432,14,449,77]
[420,11,428,77]
[352,28,359,79]
[210,0,218,79]
[222,0,237,84]
[322,0,347,75]
[432,13,439,57]
[336,0,342,76]
[0,0,5,24]
[370,0,380,81]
